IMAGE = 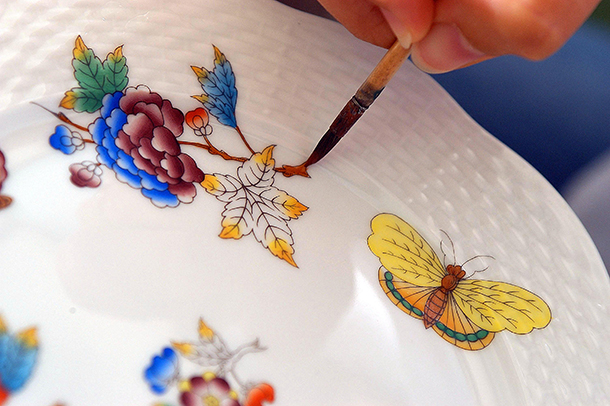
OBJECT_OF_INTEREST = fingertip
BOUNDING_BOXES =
[410,23,488,73]
[376,0,434,44]
[380,8,412,49]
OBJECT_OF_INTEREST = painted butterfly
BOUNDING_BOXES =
[367,213,551,350]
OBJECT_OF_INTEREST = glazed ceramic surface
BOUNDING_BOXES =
[1,0,609,405]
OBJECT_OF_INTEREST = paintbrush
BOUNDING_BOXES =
[277,40,411,178]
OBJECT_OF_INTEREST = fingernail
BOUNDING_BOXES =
[380,8,413,49]
[411,23,486,73]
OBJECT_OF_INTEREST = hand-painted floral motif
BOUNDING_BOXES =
[0,315,38,405]
[185,108,213,137]
[180,374,239,406]
[144,318,274,406]
[202,146,307,266]
[368,213,552,350]
[145,347,180,395]
[0,149,11,209]
[40,36,308,266]
[50,125,85,155]
[90,85,204,207]
[69,161,103,188]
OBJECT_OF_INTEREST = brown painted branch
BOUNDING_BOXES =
[178,140,247,163]
[235,125,256,155]
[31,102,90,132]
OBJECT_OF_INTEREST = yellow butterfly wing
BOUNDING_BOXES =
[379,268,495,350]
[453,279,552,334]
[434,293,495,350]
[368,214,445,287]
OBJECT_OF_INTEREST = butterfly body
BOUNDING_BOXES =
[368,214,552,351]
[424,265,466,328]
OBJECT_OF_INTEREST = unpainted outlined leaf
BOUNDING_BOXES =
[201,146,307,267]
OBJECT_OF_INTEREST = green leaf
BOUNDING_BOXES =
[60,87,105,113]
[61,36,129,112]
[72,36,106,93]
[102,45,129,93]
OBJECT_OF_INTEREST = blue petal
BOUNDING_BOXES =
[115,150,139,176]
[113,163,142,188]
[49,125,76,154]
[139,171,168,191]
[106,108,128,139]
[161,347,177,362]
[90,118,110,145]
[102,135,121,161]
[100,92,124,119]
[142,188,179,208]
[96,146,114,168]
[143,347,178,394]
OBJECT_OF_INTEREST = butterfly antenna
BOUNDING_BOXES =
[440,229,456,265]
[462,255,495,278]
[440,239,448,268]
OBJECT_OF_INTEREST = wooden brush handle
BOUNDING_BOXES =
[304,41,411,167]
[277,41,410,177]
[355,41,412,108]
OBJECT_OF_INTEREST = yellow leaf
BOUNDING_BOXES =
[0,315,6,334]
[220,222,242,239]
[198,318,215,341]
[111,45,123,60]
[191,65,209,80]
[192,94,209,105]
[212,45,227,64]
[269,238,297,267]
[60,90,77,109]
[254,145,275,167]
[73,35,88,61]
[16,327,38,348]
[171,341,195,356]
[282,195,308,219]
[201,174,222,193]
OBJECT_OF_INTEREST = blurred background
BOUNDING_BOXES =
[279,0,610,272]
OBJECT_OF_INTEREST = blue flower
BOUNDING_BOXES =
[144,347,179,394]
[89,86,203,208]
[0,326,38,393]
[49,125,85,155]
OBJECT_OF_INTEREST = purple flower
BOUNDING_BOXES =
[69,161,102,188]
[89,85,204,208]
[144,347,179,394]
[49,125,85,155]
[180,375,241,406]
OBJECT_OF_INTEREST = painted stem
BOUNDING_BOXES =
[178,140,247,163]
[31,102,90,132]
[235,125,255,155]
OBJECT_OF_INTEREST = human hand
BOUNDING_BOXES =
[317,0,601,73]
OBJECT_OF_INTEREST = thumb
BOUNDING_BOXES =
[318,0,434,48]
[411,0,601,73]
[372,0,435,46]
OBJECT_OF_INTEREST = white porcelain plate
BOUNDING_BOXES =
[1,0,609,405]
